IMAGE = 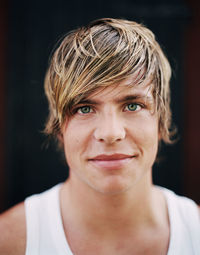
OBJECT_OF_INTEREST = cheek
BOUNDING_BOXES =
[144,125,159,158]
[63,129,80,151]
[130,117,159,147]
[63,129,81,168]
[63,120,91,155]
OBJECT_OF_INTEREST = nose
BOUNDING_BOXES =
[94,110,126,144]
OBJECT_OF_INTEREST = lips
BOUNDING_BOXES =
[90,154,134,160]
[88,154,135,170]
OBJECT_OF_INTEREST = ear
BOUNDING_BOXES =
[157,121,162,141]
[158,132,162,141]
[57,132,64,144]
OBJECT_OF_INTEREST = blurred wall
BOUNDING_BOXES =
[0,0,199,213]
[184,0,200,203]
[0,0,8,212]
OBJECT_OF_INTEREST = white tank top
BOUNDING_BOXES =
[25,184,200,255]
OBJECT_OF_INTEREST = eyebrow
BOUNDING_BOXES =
[75,99,99,105]
[76,93,153,106]
[115,94,153,103]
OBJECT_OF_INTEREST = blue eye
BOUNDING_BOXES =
[126,103,141,111]
[78,106,92,114]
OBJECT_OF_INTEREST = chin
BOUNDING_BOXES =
[91,177,132,196]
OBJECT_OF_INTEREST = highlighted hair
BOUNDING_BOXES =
[44,18,175,145]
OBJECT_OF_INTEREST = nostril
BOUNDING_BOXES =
[116,138,122,142]
[97,136,123,144]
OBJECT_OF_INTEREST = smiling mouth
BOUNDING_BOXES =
[88,154,136,170]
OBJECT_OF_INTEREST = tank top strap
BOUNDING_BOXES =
[25,184,74,255]
[25,192,40,255]
[161,187,200,255]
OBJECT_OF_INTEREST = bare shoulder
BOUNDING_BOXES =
[0,202,26,255]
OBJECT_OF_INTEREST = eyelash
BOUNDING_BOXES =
[124,103,143,112]
[74,103,144,115]
[77,106,93,114]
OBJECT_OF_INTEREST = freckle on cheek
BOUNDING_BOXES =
[75,138,80,143]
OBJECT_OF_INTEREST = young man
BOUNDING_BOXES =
[0,18,199,255]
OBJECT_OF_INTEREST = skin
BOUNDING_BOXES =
[59,80,170,254]
[0,78,199,254]
[62,81,159,196]
[0,202,26,255]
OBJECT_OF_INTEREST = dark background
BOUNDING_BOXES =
[0,0,199,213]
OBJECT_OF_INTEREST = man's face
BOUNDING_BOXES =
[61,78,159,195]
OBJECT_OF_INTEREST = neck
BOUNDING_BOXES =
[60,171,166,235]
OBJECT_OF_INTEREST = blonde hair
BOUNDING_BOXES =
[44,18,174,145]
